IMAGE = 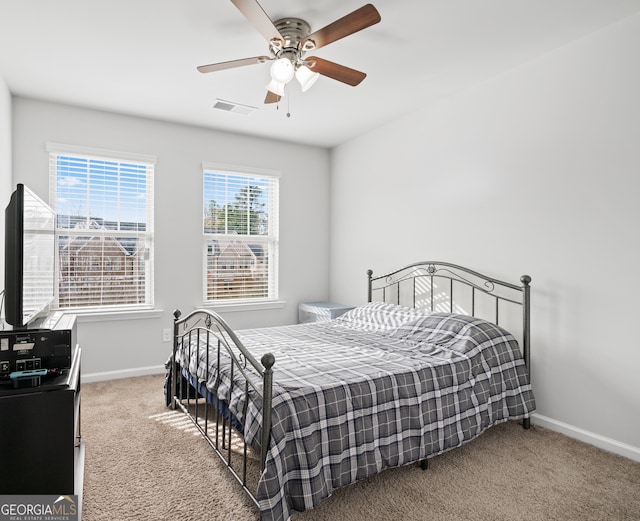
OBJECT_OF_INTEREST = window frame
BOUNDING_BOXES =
[47,142,156,314]
[201,162,280,308]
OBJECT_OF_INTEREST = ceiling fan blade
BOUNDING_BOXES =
[303,4,381,51]
[197,56,271,74]
[306,57,367,86]
[231,0,284,46]
[264,91,281,104]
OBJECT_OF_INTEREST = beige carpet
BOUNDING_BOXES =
[81,374,640,521]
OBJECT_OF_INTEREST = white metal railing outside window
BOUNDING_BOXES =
[202,164,279,304]
[48,143,155,311]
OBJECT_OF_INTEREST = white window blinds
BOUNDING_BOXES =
[48,144,155,310]
[202,166,279,303]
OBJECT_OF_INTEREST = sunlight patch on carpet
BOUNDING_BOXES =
[149,410,204,436]
[148,410,259,463]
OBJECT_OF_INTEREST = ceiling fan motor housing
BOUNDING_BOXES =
[273,18,314,58]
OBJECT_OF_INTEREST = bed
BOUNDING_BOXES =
[166,261,536,521]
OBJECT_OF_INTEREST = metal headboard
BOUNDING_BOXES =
[367,261,531,370]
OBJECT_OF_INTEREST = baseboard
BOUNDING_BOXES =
[532,413,640,463]
[83,364,165,383]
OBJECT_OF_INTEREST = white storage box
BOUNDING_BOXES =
[298,302,354,324]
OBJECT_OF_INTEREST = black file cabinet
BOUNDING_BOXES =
[0,346,83,496]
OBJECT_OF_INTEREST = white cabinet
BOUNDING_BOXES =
[298,302,354,324]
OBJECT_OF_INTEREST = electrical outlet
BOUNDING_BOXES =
[162,328,172,342]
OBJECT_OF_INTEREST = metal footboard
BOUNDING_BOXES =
[170,309,275,507]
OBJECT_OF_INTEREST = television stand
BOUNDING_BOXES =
[0,345,83,511]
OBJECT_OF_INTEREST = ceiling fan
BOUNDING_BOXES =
[197,0,381,104]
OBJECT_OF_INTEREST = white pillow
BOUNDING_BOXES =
[335,301,430,332]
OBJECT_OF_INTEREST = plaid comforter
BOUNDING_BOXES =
[177,302,536,521]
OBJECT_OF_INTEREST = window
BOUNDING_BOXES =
[202,164,279,303]
[48,144,155,311]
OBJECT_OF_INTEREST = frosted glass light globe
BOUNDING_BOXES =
[295,65,320,92]
[265,79,285,96]
[270,58,295,84]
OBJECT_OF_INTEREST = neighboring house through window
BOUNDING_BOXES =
[202,163,279,304]
[47,143,155,311]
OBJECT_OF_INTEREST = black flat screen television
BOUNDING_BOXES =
[4,183,56,330]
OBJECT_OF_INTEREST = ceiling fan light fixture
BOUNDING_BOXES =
[265,79,285,96]
[270,57,295,84]
[197,2,382,105]
[295,65,320,92]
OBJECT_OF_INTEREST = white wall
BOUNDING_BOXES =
[11,98,331,378]
[329,13,640,453]
[0,76,11,281]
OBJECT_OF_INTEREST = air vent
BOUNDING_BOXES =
[212,99,258,116]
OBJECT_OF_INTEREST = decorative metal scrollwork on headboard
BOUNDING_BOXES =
[372,261,517,301]
[423,264,496,295]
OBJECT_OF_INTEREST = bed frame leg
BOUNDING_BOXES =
[420,459,429,471]
[523,417,531,430]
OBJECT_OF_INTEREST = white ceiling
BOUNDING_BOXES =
[1,0,640,148]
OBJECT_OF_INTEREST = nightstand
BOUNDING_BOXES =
[298,302,354,324]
